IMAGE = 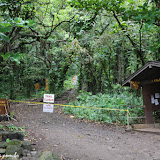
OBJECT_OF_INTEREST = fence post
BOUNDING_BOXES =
[127,111,130,128]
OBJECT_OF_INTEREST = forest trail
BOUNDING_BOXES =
[8,91,160,160]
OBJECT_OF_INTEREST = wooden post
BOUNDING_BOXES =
[0,99,9,115]
[142,83,160,124]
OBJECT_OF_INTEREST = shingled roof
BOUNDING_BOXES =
[122,61,160,86]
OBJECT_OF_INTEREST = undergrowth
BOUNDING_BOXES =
[63,91,143,125]
[0,124,26,136]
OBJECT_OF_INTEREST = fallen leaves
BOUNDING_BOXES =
[70,115,75,119]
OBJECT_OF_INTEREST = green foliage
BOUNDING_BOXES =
[0,124,26,136]
[122,2,160,25]
[0,14,36,42]
[1,52,25,64]
[0,32,10,42]
[6,138,10,143]
[64,77,75,90]
[10,111,14,118]
[0,0,160,100]
[63,90,143,125]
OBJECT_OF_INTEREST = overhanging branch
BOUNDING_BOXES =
[112,11,145,65]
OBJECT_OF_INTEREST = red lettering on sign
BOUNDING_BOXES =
[44,99,54,102]
[46,95,52,98]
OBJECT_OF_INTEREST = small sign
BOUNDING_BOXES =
[43,94,54,103]
[43,104,54,113]
[35,83,40,90]
[130,81,140,90]
[154,99,159,106]
[155,93,160,99]
[151,95,155,104]
[72,75,78,85]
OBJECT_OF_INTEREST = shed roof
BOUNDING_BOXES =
[122,61,160,86]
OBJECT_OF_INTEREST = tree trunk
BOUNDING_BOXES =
[26,79,32,98]
[9,74,14,99]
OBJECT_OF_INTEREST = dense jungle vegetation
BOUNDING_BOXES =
[0,0,159,124]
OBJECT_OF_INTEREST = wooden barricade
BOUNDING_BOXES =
[0,99,9,115]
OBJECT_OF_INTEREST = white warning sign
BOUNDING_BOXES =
[72,75,78,85]
[43,104,54,113]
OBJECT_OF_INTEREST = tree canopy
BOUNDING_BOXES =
[0,0,160,98]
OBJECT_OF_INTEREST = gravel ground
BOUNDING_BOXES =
[6,96,160,160]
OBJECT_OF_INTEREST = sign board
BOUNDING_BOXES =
[43,94,54,114]
[45,79,49,91]
[43,104,54,113]
[72,75,78,85]
[0,99,9,115]
[35,83,40,90]
[152,78,160,83]
[43,94,54,103]
[130,81,140,90]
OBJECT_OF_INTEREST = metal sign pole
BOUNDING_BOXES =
[127,111,129,128]
[45,113,49,123]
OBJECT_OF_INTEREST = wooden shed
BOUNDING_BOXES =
[123,61,160,124]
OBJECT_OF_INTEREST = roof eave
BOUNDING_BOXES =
[122,61,160,86]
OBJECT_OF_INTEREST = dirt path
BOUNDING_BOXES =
[7,93,160,160]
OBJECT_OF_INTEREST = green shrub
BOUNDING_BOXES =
[63,91,143,125]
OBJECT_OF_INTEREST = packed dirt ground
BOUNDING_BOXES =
[4,94,160,160]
